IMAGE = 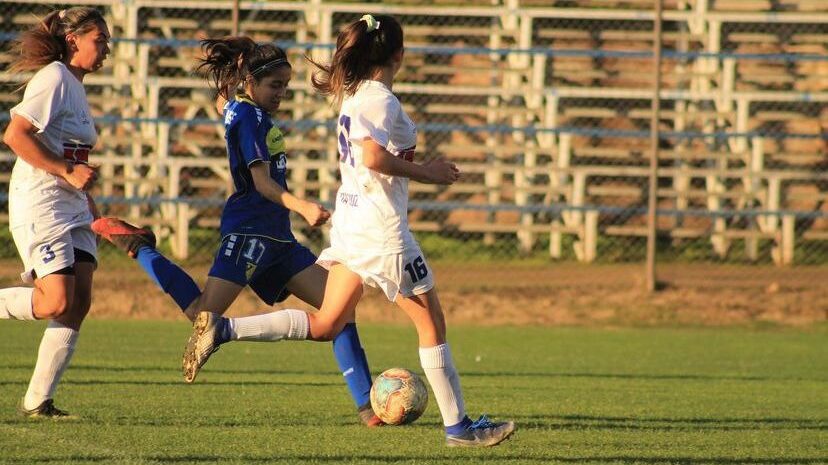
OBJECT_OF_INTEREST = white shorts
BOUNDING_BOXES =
[11,222,97,284]
[317,242,435,302]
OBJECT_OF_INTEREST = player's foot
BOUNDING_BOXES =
[17,398,75,419]
[445,415,515,447]
[183,311,227,383]
[358,403,385,428]
[91,217,156,258]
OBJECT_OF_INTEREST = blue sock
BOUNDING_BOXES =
[445,416,473,436]
[332,323,373,409]
[217,317,231,344]
[135,246,201,311]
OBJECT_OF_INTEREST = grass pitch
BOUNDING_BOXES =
[0,321,825,464]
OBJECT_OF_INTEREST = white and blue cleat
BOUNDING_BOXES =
[445,415,516,447]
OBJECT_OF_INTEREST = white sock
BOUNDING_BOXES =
[23,321,79,410]
[419,343,466,427]
[228,309,309,342]
[0,287,36,320]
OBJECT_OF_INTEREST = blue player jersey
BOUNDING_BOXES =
[219,95,294,242]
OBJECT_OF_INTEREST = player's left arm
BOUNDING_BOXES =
[249,162,330,227]
[361,138,459,185]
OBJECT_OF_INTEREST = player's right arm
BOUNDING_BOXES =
[3,116,97,190]
[349,94,459,185]
[362,138,459,185]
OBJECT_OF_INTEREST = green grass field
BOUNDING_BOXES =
[0,321,826,464]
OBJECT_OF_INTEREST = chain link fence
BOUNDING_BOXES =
[1,1,826,300]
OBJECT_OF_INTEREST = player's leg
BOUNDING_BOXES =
[180,276,244,381]
[20,234,97,418]
[285,262,378,426]
[1,225,77,321]
[396,288,515,446]
[181,235,275,381]
[0,272,73,321]
[183,262,362,383]
[92,217,201,318]
[395,249,514,447]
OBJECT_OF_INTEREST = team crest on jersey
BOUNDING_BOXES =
[245,262,257,279]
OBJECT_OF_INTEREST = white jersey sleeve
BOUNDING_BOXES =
[347,93,400,149]
[10,64,67,132]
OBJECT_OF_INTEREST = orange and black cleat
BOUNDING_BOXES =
[358,404,386,428]
[91,217,156,258]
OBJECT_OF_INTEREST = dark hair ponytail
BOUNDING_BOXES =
[9,7,106,75]
[309,14,403,106]
[197,36,290,100]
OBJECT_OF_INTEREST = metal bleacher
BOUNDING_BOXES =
[0,0,826,263]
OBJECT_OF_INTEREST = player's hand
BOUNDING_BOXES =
[300,201,331,228]
[64,162,98,191]
[422,157,460,185]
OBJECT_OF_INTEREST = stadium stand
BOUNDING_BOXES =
[0,0,825,264]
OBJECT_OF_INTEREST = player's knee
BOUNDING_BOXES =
[315,325,337,342]
[35,294,73,319]
[309,316,342,342]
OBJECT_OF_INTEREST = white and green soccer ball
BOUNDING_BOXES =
[370,368,428,425]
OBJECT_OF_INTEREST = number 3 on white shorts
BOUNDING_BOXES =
[40,244,56,264]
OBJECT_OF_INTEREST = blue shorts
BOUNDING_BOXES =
[208,234,317,305]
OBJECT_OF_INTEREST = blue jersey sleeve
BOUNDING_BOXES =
[235,108,270,167]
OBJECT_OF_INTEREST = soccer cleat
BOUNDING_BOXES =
[91,217,156,258]
[445,415,516,447]
[182,311,226,383]
[17,398,74,419]
[358,404,385,428]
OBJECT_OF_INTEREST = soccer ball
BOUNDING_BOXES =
[370,368,428,425]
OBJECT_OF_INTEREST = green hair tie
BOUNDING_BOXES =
[360,14,380,33]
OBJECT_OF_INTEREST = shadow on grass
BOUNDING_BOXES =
[4,364,822,383]
[460,371,825,383]
[0,363,337,377]
[2,413,822,433]
[0,379,340,388]
[509,413,827,432]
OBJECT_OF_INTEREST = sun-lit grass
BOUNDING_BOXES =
[0,321,826,464]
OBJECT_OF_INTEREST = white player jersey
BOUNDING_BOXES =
[330,80,418,254]
[8,61,96,228]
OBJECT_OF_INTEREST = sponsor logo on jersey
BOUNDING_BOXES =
[267,127,286,156]
[274,153,287,171]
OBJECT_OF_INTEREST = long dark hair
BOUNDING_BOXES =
[9,7,106,75]
[196,36,290,100]
[309,14,403,106]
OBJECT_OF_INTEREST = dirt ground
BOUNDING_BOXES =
[0,259,825,327]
